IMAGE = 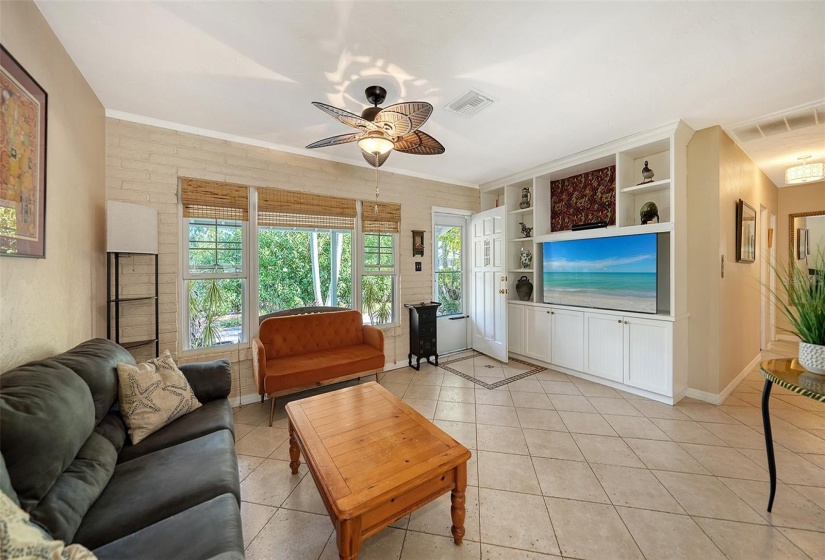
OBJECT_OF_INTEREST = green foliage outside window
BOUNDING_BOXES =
[435,226,462,316]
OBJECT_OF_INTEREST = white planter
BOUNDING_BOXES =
[799,342,825,375]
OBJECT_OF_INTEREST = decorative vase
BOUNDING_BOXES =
[519,187,532,209]
[799,342,825,375]
[520,248,533,269]
[640,201,659,225]
[515,276,533,301]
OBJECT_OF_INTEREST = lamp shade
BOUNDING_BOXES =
[785,157,825,185]
[106,201,158,254]
[357,131,394,156]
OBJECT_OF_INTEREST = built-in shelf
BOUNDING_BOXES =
[121,338,158,350]
[508,208,533,215]
[509,268,534,273]
[511,237,533,242]
[108,296,157,303]
[535,222,672,243]
[619,178,671,194]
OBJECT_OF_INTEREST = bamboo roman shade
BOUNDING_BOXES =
[362,201,401,233]
[181,178,249,221]
[258,187,357,230]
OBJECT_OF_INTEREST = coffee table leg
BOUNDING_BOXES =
[288,420,300,475]
[451,462,467,545]
[761,379,777,512]
[336,517,362,560]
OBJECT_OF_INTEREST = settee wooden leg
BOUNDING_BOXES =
[269,397,276,427]
[375,372,379,383]
[260,394,264,404]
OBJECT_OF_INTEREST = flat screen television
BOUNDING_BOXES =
[543,233,659,314]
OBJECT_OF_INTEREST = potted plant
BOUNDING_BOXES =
[775,244,825,374]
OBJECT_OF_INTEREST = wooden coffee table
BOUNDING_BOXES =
[285,382,471,560]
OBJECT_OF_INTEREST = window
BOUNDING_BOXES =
[362,232,397,325]
[258,228,352,314]
[434,225,463,316]
[184,218,247,349]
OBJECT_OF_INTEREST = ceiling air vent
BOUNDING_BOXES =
[729,102,825,143]
[445,89,496,117]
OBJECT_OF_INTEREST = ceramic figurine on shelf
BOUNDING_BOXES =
[520,247,533,269]
[638,160,655,185]
[640,201,659,224]
[519,222,533,238]
[519,186,532,209]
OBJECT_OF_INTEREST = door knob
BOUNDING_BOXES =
[499,289,504,294]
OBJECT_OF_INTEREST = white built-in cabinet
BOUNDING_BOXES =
[487,121,694,404]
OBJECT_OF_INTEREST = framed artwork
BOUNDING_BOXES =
[1,44,48,258]
[412,230,424,257]
[735,199,756,263]
[797,228,809,260]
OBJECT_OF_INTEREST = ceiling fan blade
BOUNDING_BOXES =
[361,149,391,168]
[311,102,377,131]
[393,130,445,155]
[305,133,361,149]
[373,102,433,137]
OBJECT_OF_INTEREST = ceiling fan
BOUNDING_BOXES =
[305,86,445,168]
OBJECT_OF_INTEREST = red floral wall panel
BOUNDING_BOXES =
[550,166,616,232]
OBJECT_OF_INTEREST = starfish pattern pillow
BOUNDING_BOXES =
[116,351,202,445]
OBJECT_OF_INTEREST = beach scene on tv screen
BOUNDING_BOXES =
[543,234,657,313]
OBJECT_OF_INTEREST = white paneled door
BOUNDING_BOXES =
[470,207,508,362]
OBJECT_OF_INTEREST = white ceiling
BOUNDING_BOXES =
[34,1,825,188]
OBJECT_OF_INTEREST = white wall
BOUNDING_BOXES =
[0,0,106,372]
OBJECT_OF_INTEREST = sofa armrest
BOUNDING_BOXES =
[252,338,267,396]
[363,325,384,353]
[179,359,231,402]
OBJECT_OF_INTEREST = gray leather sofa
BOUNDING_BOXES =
[0,338,244,559]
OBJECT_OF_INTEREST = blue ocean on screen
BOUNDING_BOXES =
[542,234,658,313]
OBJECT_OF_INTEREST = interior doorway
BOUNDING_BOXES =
[433,211,470,354]
[760,206,776,350]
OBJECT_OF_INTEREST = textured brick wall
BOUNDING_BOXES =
[105,118,479,402]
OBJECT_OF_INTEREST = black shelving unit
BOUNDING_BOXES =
[405,302,442,371]
[107,252,159,356]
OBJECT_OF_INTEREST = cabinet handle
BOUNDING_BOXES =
[551,311,555,315]
[624,320,629,324]
[618,320,622,323]
[547,311,550,314]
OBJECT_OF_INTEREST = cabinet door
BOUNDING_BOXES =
[624,317,672,395]
[524,306,551,362]
[551,308,583,371]
[584,313,624,382]
[508,304,525,355]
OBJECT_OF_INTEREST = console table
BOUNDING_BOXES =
[758,358,825,511]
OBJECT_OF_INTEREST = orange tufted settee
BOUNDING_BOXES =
[252,309,384,425]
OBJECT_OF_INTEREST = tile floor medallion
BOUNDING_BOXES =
[439,350,547,389]
[235,341,825,559]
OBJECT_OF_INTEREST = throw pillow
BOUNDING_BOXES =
[116,351,201,445]
[0,490,96,560]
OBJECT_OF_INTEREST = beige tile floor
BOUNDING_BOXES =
[234,342,825,559]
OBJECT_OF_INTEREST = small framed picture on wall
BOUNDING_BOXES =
[736,199,756,263]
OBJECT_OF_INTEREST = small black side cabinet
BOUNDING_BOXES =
[107,252,159,356]
[405,302,441,371]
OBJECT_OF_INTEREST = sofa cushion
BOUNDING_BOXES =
[0,360,95,513]
[73,430,240,550]
[29,431,118,542]
[118,399,234,464]
[259,309,365,358]
[94,413,128,455]
[0,490,96,560]
[50,338,136,425]
[116,351,202,445]
[264,343,384,394]
[92,494,243,560]
[0,452,19,506]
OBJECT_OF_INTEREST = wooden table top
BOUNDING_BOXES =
[285,382,471,517]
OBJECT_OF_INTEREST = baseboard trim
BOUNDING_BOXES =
[685,352,761,405]
[776,334,799,342]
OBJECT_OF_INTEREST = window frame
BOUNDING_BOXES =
[359,230,399,328]
[181,216,250,353]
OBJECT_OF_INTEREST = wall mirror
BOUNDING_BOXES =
[789,210,825,272]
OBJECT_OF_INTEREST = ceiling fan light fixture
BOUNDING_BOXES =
[358,132,394,156]
[785,156,825,185]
